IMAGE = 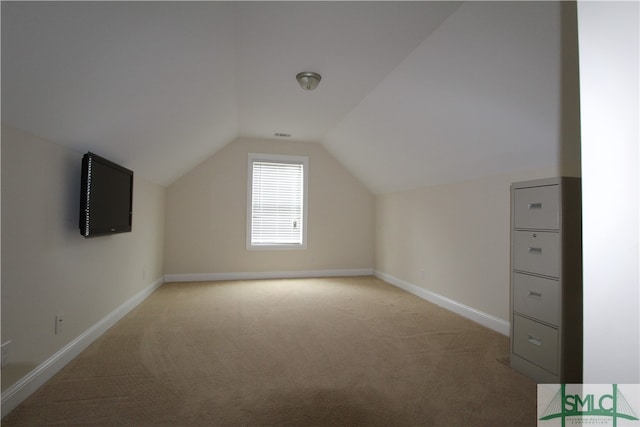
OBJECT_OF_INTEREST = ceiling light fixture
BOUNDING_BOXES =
[296,72,321,91]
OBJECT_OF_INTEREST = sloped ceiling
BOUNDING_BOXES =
[1,1,569,193]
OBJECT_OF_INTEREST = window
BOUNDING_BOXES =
[247,153,308,249]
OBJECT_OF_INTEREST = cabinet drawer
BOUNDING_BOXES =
[512,315,558,375]
[513,273,559,326]
[513,231,560,277]
[513,185,560,230]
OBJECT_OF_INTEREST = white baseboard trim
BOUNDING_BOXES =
[374,270,510,336]
[164,268,374,283]
[1,277,165,418]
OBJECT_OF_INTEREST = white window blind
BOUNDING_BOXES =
[248,154,308,248]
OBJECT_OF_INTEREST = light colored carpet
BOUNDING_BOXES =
[2,276,536,426]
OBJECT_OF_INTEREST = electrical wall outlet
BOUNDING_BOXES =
[55,314,64,335]
[1,341,11,368]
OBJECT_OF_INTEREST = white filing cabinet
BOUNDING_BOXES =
[510,177,582,383]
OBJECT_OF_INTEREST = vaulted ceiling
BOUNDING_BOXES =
[1,1,574,194]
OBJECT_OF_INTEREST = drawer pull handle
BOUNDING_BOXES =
[528,247,542,255]
[527,335,542,347]
[528,202,543,210]
[527,291,542,300]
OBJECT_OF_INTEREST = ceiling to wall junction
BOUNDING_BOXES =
[1,1,575,193]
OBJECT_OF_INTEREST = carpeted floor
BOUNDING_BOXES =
[2,276,537,426]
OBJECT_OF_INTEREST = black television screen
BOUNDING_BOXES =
[79,152,133,237]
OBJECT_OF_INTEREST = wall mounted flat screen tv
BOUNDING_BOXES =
[79,152,134,237]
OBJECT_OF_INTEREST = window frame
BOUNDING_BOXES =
[246,153,309,251]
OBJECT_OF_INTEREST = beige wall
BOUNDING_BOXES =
[375,166,576,322]
[1,125,165,391]
[164,138,374,276]
[373,1,582,325]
